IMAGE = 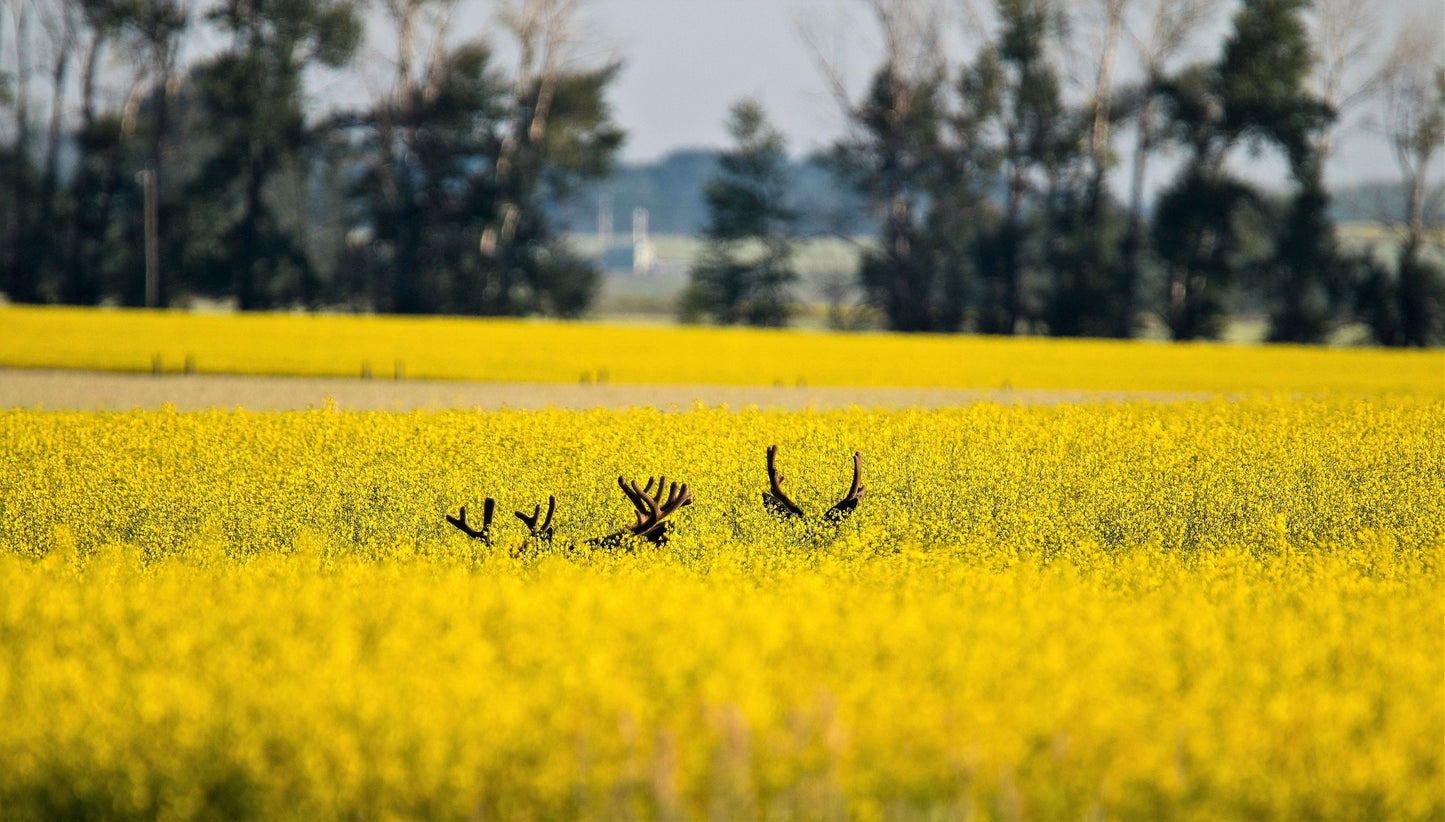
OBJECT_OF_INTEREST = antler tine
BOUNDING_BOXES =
[618,475,650,527]
[660,481,692,516]
[763,444,805,519]
[825,451,867,522]
[618,474,644,510]
[629,478,663,522]
[447,497,496,544]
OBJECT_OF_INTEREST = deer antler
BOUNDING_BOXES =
[824,451,867,522]
[514,495,557,541]
[762,444,805,519]
[446,498,496,544]
[618,474,693,543]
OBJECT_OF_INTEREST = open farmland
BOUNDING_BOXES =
[0,308,1442,820]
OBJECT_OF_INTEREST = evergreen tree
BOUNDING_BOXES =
[832,66,975,333]
[681,99,799,327]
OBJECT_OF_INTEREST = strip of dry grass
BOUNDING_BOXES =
[0,368,1213,412]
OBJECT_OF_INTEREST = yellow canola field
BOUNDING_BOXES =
[2,304,1441,395]
[0,399,1441,820]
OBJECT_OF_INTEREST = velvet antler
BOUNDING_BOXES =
[514,495,557,541]
[617,474,693,544]
[446,498,496,544]
[824,451,867,522]
[762,444,806,519]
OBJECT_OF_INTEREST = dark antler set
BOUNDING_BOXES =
[762,444,866,523]
[616,475,694,543]
[446,445,862,549]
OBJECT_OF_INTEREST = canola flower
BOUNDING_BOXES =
[1,304,1441,396]
[0,398,1441,820]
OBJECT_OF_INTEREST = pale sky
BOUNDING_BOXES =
[102,0,1445,189]
[484,0,1444,189]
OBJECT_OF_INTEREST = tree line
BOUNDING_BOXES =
[0,0,619,316]
[685,0,1445,346]
[1,0,1442,346]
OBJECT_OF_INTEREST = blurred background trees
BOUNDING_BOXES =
[808,0,1441,345]
[680,98,800,326]
[0,0,1439,344]
[0,0,621,318]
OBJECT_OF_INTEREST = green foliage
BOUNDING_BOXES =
[1217,0,1327,171]
[1263,162,1356,343]
[1044,187,1131,338]
[832,66,975,333]
[1357,250,1445,347]
[1150,0,1342,342]
[0,0,617,319]
[1153,170,1264,340]
[830,0,1135,338]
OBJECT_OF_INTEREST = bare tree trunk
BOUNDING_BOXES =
[1127,0,1223,334]
[145,0,191,308]
[1120,95,1155,335]
[1375,23,1445,342]
[39,2,75,246]
[1310,0,1376,158]
[376,0,459,313]
[7,0,39,302]
[11,1,28,159]
[1088,0,1125,208]
[80,28,104,131]
[495,0,586,228]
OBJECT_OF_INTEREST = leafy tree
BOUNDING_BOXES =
[1153,0,1329,340]
[483,59,623,317]
[342,33,621,317]
[182,0,361,310]
[1152,168,1263,340]
[57,0,152,305]
[681,99,799,327]
[1044,180,1131,338]
[1231,0,1356,343]
[973,0,1075,335]
[1360,32,1445,346]
[1051,0,1135,340]
[125,0,190,306]
[1262,158,1355,343]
